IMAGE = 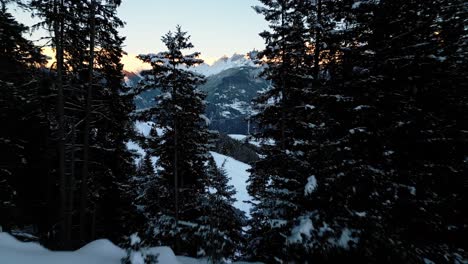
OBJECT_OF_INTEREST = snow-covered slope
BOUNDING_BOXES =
[128,122,254,217]
[126,121,160,166]
[210,151,252,217]
[126,121,150,158]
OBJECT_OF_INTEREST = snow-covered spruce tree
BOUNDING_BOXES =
[121,233,159,264]
[297,0,468,262]
[136,133,245,261]
[197,157,246,262]
[137,153,155,177]
[349,0,467,261]
[0,6,47,232]
[276,0,369,262]
[247,0,319,262]
[136,26,217,256]
[0,8,32,210]
[287,0,394,261]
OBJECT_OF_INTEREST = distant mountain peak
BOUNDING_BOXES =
[123,70,142,86]
[230,53,246,62]
[123,52,259,80]
[193,53,257,77]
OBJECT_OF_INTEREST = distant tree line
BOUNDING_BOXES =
[213,133,259,165]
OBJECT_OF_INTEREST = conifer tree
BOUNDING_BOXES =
[28,0,77,247]
[249,0,467,262]
[78,0,138,245]
[137,153,155,177]
[247,0,318,262]
[198,158,246,262]
[136,26,212,256]
[121,233,159,264]
[297,0,468,262]
[0,5,47,233]
[28,0,138,246]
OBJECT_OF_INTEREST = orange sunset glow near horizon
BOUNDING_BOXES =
[14,0,268,72]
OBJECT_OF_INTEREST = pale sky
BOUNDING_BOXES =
[11,0,268,66]
[119,0,268,64]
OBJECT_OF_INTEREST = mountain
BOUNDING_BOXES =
[123,53,254,79]
[192,53,256,77]
[199,66,269,134]
[123,70,155,110]
[127,54,269,134]
[123,70,141,87]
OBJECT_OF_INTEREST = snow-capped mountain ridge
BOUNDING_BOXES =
[192,53,257,77]
[123,53,257,79]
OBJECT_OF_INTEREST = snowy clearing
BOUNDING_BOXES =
[135,121,164,137]
[228,134,260,147]
[227,134,248,142]
[127,121,164,166]
[210,151,252,217]
[228,134,274,148]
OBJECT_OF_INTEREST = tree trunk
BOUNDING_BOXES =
[313,0,322,80]
[280,5,287,151]
[172,64,180,252]
[65,124,76,246]
[80,0,96,243]
[54,0,68,249]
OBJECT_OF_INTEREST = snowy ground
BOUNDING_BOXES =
[227,134,248,142]
[134,121,162,137]
[210,151,252,217]
[228,134,274,148]
[0,233,125,264]
[0,233,261,264]
[126,121,161,165]
[1,126,258,263]
[128,122,254,217]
